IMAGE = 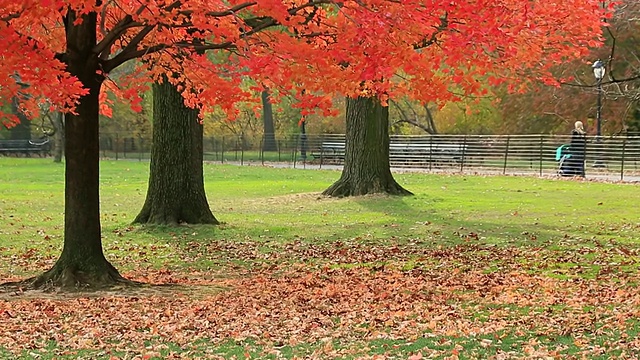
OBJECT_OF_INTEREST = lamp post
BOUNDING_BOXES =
[592,60,606,168]
[592,60,605,138]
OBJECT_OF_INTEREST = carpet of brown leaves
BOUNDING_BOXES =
[2,244,640,359]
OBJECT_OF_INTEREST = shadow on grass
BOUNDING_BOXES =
[351,193,427,218]
[98,186,626,278]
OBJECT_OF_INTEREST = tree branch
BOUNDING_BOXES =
[101,0,331,72]
[390,99,436,134]
[103,41,236,72]
[93,3,167,59]
[93,14,139,57]
[1,11,22,22]
[413,13,448,49]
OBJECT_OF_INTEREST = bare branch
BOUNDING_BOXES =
[390,99,436,134]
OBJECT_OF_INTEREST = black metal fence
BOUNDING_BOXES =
[97,133,640,181]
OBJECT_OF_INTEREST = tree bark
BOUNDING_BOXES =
[323,96,413,197]
[52,112,64,163]
[30,9,126,289]
[133,78,219,225]
[261,90,278,152]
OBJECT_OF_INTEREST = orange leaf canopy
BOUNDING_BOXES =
[0,0,606,124]
[243,0,607,108]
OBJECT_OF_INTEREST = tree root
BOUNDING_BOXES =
[134,203,219,226]
[322,178,413,197]
[2,262,139,292]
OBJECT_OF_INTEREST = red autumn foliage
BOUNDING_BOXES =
[0,0,611,295]
[0,0,607,124]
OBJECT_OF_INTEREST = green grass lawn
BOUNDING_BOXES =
[1,158,639,359]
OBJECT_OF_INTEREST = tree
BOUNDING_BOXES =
[582,0,640,135]
[1,0,607,288]
[497,0,640,136]
[254,0,607,197]
[323,96,412,196]
[0,0,327,288]
[134,77,218,225]
[390,99,438,135]
[261,89,278,152]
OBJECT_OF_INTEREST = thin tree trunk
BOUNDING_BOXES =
[323,96,412,197]
[30,10,125,289]
[424,104,438,135]
[390,99,438,134]
[10,96,31,141]
[261,90,278,152]
[134,78,218,225]
[53,112,64,163]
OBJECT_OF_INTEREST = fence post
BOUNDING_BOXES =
[211,137,217,161]
[277,140,282,162]
[460,135,467,173]
[292,135,299,169]
[221,136,225,164]
[503,135,510,175]
[300,133,308,168]
[319,137,324,169]
[428,136,433,172]
[302,134,307,169]
[621,139,627,181]
[240,134,244,166]
[539,135,544,177]
[234,136,239,161]
[260,138,264,165]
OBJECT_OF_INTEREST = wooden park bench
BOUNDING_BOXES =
[311,141,346,162]
[0,138,52,157]
[389,142,466,166]
[311,140,466,165]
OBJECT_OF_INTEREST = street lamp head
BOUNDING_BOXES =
[592,60,605,80]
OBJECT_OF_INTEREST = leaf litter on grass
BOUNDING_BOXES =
[2,243,640,359]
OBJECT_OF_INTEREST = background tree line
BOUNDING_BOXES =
[3,0,640,144]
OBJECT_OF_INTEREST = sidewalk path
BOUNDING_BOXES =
[242,161,640,183]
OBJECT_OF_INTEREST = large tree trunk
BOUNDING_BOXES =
[323,96,412,197]
[261,90,278,152]
[133,78,218,225]
[31,10,125,289]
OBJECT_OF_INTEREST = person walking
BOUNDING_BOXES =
[570,121,586,176]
